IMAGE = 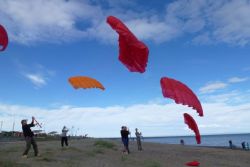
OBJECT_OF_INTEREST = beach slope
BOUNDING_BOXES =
[0,139,249,167]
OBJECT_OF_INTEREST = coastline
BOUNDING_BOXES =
[1,138,249,167]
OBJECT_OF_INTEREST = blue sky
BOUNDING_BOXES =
[0,0,250,138]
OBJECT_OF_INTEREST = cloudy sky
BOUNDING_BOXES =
[0,0,250,138]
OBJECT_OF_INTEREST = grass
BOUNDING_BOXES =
[121,155,129,162]
[67,146,83,153]
[86,140,117,157]
[94,140,116,149]
[93,148,105,154]
[0,160,28,167]
[1,146,20,153]
[143,160,161,167]
[38,157,57,162]
[86,148,105,157]
[64,159,80,167]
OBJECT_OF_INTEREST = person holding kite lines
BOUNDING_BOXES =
[21,116,39,158]
[120,126,130,154]
[61,126,69,147]
[135,128,143,151]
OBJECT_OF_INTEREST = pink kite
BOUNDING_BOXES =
[184,113,201,144]
[160,77,203,116]
[185,160,200,166]
[0,24,8,51]
[106,16,149,73]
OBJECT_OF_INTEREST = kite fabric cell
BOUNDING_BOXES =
[0,24,8,51]
[160,77,203,116]
[106,16,149,73]
[185,161,200,166]
[183,113,201,144]
[68,76,105,90]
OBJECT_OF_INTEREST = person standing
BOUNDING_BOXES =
[61,126,69,147]
[241,141,246,150]
[135,128,143,151]
[21,116,39,158]
[180,139,185,145]
[120,126,130,154]
[229,140,233,149]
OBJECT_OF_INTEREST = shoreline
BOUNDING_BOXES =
[1,139,250,167]
[1,135,249,149]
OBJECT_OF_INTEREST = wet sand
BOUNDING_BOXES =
[0,139,249,167]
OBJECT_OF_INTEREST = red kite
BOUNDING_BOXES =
[184,113,201,144]
[185,160,200,166]
[0,24,8,51]
[160,77,203,116]
[107,16,149,73]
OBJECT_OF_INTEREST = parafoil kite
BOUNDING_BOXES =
[185,161,200,166]
[183,113,201,144]
[68,76,105,90]
[106,16,149,73]
[0,24,8,51]
[160,77,203,116]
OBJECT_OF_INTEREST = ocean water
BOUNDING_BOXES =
[142,133,250,148]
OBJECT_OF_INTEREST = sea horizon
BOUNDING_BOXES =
[99,132,250,139]
[101,133,250,148]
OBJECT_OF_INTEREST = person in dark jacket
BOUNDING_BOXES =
[21,116,39,158]
[61,126,69,147]
[120,126,130,154]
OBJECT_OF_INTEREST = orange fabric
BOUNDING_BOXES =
[68,76,105,90]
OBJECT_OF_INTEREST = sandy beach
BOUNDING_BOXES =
[0,139,249,167]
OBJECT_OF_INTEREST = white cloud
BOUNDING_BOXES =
[84,13,180,44]
[19,63,55,88]
[192,32,213,45]
[126,18,179,43]
[92,0,136,8]
[228,77,249,83]
[0,0,102,44]
[204,92,238,103]
[199,124,223,128]
[24,73,46,87]
[199,81,227,94]
[1,0,250,45]
[202,90,250,106]
[0,102,186,137]
[168,0,250,45]
[210,0,250,46]
[1,98,250,137]
[165,0,206,33]
[198,102,250,134]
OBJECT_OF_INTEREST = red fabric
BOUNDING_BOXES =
[184,113,201,144]
[0,24,8,51]
[106,16,149,73]
[185,160,200,166]
[160,77,203,116]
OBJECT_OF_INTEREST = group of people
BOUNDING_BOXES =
[241,141,249,150]
[228,140,249,150]
[21,117,250,159]
[21,117,70,158]
[21,117,143,157]
[120,126,143,154]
